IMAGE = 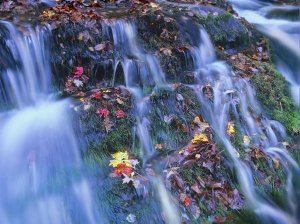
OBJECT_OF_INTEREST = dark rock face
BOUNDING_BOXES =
[47,5,255,89]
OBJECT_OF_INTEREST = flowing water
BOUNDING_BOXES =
[1,1,299,223]
[0,22,99,224]
[228,0,300,107]
[103,15,300,223]
[186,26,300,224]
[109,20,180,224]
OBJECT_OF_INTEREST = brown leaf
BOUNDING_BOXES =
[191,183,202,195]
[103,117,113,133]
[173,175,185,190]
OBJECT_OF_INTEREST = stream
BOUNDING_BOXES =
[0,0,299,223]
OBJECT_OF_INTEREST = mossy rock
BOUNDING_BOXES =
[251,63,300,138]
[195,10,250,52]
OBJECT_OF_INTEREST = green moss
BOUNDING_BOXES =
[227,209,262,224]
[100,123,133,153]
[180,166,204,185]
[251,64,300,137]
[195,12,250,50]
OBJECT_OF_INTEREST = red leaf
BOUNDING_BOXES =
[180,194,191,207]
[92,92,102,100]
[113,163,133,177]
[74,67,84,76]
[186,145,193,153]
[96,108,109,118]
[115,109,125,119]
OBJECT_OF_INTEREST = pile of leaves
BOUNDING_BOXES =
[163,115,244,221]
[109,151,141,185]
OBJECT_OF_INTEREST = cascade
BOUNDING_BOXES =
[0,22,99,224]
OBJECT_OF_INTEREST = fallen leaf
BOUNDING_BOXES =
[115,109,125,119]
[92,92,102,100]
[113,163,133,177]
[180,194,191,207]
[73,79,83,87]
[227,122,235,135]
[96,108,109,118]
[74,67,84,76]
[192,134,209,144]
[155,143,164,151]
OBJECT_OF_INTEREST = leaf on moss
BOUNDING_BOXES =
[192,134,209,144]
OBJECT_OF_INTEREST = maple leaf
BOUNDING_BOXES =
[113,163,133,177]
[128,159,139,167]
[115,109,125,119]
[43,10,55,18]
[74,67,84,76]
[122,174,134,184]
[73,79,83,87]
[227,122,235,135]
[192,134,209,144]
[92,92,102,100]
[180,194,191,207]
[112,151,129,160]
[109,151,132,167]
[96,108,109,118]
[186,145,193,153]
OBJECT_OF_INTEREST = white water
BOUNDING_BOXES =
[109,20,180,224]
[187,26,299,224]
[228,0,300,107]
[105,10,299,222]
[0,22,99,224]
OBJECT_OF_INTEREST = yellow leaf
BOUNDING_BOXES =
[227,122,235,135]
[43,10,55,18]
[109,159,132,168]
[112,151,128,160]
[192,134,209,144]
[109,151,131,168]
[243,135,250,145]
[101,89,111,93]
[272,158,280,169]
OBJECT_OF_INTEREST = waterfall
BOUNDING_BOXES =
[109,20,181,224]
[0,22,99,224]
[186,26,299,224]
[228,0,300,107]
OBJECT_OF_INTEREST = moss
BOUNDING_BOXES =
[180,166,204,185]
[251,64,300,137]
[227,209,262,224]
[100,123,133,153]
[195,12,250,51]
